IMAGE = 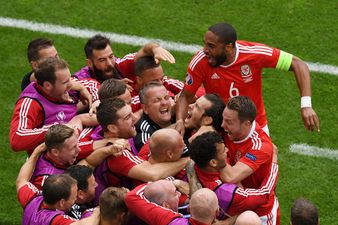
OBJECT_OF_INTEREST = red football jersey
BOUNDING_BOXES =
[185,40,280,127]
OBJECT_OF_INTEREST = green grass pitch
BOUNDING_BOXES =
[0,1,337,224]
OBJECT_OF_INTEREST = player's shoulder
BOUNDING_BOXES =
[237,40,274,56]
[117,53,136,64]
[188,50,208,71]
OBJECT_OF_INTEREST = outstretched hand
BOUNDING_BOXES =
[301,107,320,132]
[153,46,175,64]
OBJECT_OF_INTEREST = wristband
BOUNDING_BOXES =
[301,96,312,108]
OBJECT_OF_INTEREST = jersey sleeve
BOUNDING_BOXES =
[227,163,278,216]
[183,51,205,95]
[138,140,150,160]
[125,184,181,225]
[239,142,272,172]
[116,53,137,81]
[10,98,50,153]
[51,215,78,225]
[72,78,100,102]
[163,77,184,95]
[249,42,281,69]
[17,182,40,208]
[107,150,144,176]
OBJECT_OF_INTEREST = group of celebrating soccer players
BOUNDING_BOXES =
[11,22,320,225]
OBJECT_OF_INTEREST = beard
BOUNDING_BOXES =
[92,64,122,83]
[212,52,227,67]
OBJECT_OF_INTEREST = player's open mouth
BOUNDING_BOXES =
[186,110,192,119]
[160,108,169,114]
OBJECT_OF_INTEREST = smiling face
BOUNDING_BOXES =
[221,107,249,141]
[115,105,137,138]
[185,96,212,130]
[48,68,72,102]
[143,85,172,128]
[88,45,117,80]
[56,132,80,166]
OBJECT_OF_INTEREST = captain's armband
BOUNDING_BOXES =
[276,50,293,71]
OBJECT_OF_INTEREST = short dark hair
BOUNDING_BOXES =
[226,96,256,123]
[100,187,128,220]
[204,94,225,132]
[135,55,160,77]
[98,78,127,101]
[27,38,54,63]
[64,165,93,191]
[208,23,237,47]
[34,57,69,86]
[190,132,224,168]
[42,174,77,205]
[139,81,164,104]
[45,124,75,151]
[291,198,319,225]
[97,98,126,131]
[84,34,111,58]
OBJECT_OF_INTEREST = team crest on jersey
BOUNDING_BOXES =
[234,150,242,162]
[185,72,193,85]
[56,111,65,121]
[240,64,253,83]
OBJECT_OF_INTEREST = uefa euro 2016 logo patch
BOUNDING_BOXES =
[240,64,253,83]
[185,72,193,85]
[245,152,257,161]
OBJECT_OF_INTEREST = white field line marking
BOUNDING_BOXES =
[1,17,338,76]
[290,143,338,160]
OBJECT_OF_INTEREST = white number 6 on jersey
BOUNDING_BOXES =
[229,82,239,98]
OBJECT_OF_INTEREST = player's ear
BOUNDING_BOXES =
[201,115,213,126]
[209,159,217,168]
[31,60,38,70]
[162,201,170,209]
[107,124,118,134]
[50,148,60,157]
[42,81,53,90]
[86,58,93,68]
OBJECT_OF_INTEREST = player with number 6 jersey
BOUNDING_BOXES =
[176,22,319,135]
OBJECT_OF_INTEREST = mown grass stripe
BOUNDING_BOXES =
[1,16,338,76]
[290,143,338,160]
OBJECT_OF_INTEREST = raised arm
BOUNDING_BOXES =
[16,143,46,192]
[290,56,319,132]
[135,43,175,64]
[185,159,202,196]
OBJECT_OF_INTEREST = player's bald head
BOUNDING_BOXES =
[149,128,183,161]
[144,180,174,205]
[189,188,218,223]
[208,23,237,47]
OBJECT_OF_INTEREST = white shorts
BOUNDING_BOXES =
[260,196,279,225]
